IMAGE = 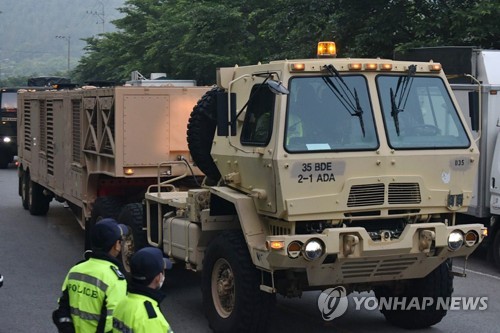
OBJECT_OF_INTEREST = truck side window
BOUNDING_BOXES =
[241,84,275,146]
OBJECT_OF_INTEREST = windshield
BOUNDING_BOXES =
[285,75,378,152]
[377,75,470,149]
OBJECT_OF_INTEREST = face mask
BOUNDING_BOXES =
[158,273,165,289]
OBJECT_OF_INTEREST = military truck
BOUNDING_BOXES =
[396,47,500,268]
[120,42,485,332]
[18,45,486,331]
[16,82,207,241]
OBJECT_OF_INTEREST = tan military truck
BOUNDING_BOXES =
[131,42,486,332]
[16,82,207,248]
[17,45,486,332]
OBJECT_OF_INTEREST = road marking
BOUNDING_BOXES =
[465,268,500,281]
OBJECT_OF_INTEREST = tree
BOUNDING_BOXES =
[72,0,500,85]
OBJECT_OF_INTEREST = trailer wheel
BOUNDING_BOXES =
[202,231,275,333]
[375,260,453,329]
[187,87,223,185]
[28,177,50,216]
[20,171,29,210]
[86,196,124,250]
[118,203,146,272]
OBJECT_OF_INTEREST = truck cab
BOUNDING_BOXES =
[153,43,486,331]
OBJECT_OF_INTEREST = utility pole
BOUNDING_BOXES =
[87,0,105,34]
[55,35,71,73]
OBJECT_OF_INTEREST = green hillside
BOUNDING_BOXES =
[0,0,124,81]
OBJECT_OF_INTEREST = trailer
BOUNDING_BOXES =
[17,84,206,231]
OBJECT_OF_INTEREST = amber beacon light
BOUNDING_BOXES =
[317,41,337,58]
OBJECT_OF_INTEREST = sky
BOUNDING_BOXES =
[0,0,126,77]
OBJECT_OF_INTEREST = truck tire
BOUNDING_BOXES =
[90,196,123,224]
[492,230,500,269]
[86,196,124,250]
[375,260,453,329]
[118,203,146,272]
[28,177,50,216]
[187,87,223,185]
[202,231,275,333]
[20,171,29,210]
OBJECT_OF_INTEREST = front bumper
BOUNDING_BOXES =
[263,222,485,286]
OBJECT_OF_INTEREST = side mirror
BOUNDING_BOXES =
[267,80,289,95]
[217,92,236,136]
[468,91,480,131]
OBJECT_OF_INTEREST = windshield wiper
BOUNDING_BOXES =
[391,64,416,136]
[323,64,365,137]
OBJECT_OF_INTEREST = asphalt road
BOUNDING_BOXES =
[0,166,499,332]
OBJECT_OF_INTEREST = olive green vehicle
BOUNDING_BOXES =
[18,46,486,332]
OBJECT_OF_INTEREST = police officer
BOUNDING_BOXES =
[53,218,129,333]
[112,247,173,333]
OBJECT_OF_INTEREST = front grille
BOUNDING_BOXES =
[347,183,385,207]
[340,257,418,278]
[388,183,421,204]
[347,182,422,208]
[269,220,292,235]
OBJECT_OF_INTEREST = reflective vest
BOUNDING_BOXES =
[61,257,127,333]
[112,292,173,333]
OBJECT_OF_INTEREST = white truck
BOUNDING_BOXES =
[396,47,500,267]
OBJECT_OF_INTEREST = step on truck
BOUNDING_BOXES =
[136,42,485,332]
[16,81,207,249]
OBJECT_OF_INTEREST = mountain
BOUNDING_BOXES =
[0,0,125,78]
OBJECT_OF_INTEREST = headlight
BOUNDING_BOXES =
[302,238,325,261]
[464,231,479,247]
[448,231,464,251]
[3,137,11,143]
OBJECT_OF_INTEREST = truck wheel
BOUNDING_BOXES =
[492,230,500,269]
[28,178,50,216]
[187,87,223,185]
[86,196,124,250]
[20,171,29,210]
[375,260,453,329]
[90,196,123,224]
[202,231,275,333]
[118,203,146,272]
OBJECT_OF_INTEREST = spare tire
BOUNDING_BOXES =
[187,87,223,185]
